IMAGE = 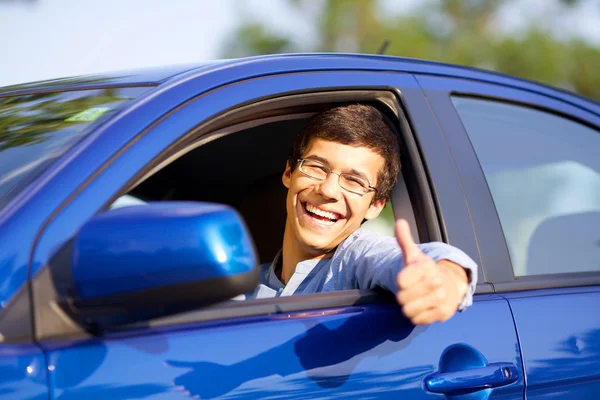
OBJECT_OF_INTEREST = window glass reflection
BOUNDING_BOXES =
[453,97,600,276]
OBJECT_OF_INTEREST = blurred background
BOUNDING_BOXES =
[1,0,599,100]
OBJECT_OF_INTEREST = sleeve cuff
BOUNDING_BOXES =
[456,266,475,312]
[418,242,478,312]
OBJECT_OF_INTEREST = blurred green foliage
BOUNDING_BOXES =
[0,89,124,151]
[221,0,600,101]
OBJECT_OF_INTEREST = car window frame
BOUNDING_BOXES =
[106,87,494,331]
[417,74,600,291]
[27,71,485,342]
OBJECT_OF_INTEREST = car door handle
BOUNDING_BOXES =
[425,362,519,394]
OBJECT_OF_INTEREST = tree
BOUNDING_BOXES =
[220,0,600,101]
[221,23,294,58]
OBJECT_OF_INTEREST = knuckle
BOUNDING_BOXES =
[435,288,446,301]
[429,276,442,289]
[402,301,421,318]
[397,280,408,291]
[403,305,416,318]
[397,292,406,305]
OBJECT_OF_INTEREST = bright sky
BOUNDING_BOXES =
[1,0,599,87]
[0,0,312,87]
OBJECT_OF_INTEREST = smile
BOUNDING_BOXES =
[301,202,343,226]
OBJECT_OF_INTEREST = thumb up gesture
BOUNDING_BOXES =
[395,219,469,325]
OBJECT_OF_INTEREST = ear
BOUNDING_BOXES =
[364,198,386,220]
[282,160,292,189]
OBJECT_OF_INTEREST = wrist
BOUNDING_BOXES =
[436,259,469,300]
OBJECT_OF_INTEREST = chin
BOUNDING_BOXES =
[297,231,342,254]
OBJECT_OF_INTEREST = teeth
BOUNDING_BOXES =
[306,203,339,221]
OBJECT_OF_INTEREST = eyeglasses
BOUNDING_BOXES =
[297,158,377,195]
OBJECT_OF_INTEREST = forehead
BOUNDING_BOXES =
[302,138,385,180]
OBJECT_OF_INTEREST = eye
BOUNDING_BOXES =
[304,161,328,172]
[300,160,329,178]
[343,175,368,189]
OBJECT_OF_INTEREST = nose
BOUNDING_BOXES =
[316,172,342,199]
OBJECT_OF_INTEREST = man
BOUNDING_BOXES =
[250,104,477,325]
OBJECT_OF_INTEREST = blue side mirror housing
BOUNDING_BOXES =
[69,202,259,311]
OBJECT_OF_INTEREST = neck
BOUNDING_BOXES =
[278,223,330,285]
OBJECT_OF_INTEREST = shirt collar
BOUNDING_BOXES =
[269,228,367,278]
[264,250,285,290]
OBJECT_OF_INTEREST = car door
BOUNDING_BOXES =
[419,74,600,398]
[0,87,153,400]
[32,67,524,399]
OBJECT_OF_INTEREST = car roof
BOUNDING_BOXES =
[0,62,221,95]
[2,53,599,116]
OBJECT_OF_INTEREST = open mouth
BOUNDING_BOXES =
[302,202,342,226]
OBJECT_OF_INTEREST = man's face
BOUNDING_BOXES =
[282,138,387,257]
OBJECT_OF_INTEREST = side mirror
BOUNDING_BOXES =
[65,202,258,314]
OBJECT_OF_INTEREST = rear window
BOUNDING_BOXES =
[0,87,150,209]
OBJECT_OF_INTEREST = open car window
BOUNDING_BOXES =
[105,97,421,306]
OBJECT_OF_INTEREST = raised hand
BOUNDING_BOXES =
[395,219,469,325]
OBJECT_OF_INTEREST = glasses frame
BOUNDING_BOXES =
[296,158,377,195]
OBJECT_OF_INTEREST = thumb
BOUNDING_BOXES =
[395,219,420,265]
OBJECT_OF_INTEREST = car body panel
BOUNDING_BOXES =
[417,75,600,130]
[0,345,48,400]
[419,75,600,398]
[2,53,598,114]
[0,63,211,96]
[502,288,600,399]
[44,297,523,399]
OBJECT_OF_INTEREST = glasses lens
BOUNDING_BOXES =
[299,160,329,180]
[339,174,369,194]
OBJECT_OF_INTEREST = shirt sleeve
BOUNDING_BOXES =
[349,234,478,311]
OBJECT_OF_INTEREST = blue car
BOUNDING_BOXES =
[0,54,599,399]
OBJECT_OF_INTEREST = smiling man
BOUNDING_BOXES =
[250,104,478,324]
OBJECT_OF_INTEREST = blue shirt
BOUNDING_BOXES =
[248,228,478,311]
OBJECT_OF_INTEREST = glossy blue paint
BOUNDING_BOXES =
[0,345,48,399]
[425,342,519,398]
[416,75,600,129]
[502,288,600,399]
[72,202,256,299]
[0,63,212,95]
[43,297,523,399]
[5,53,596,115]
[426,363,518,394]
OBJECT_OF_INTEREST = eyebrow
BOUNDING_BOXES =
[304,155,372,182]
